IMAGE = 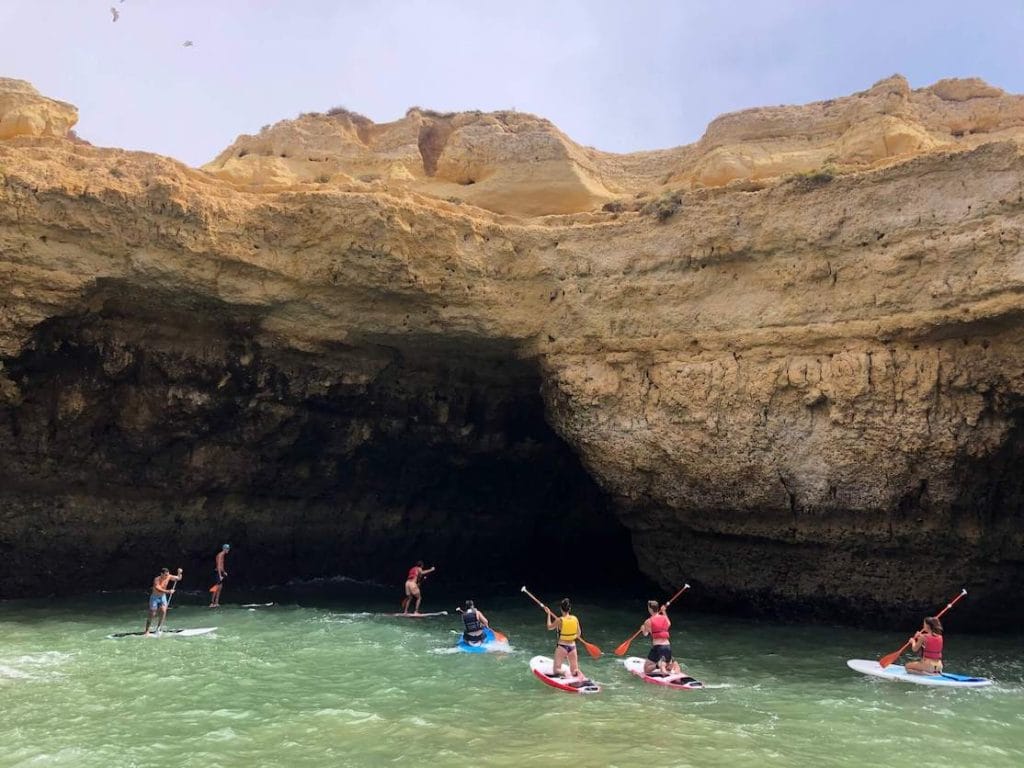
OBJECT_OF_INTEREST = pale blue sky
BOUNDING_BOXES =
[1,1,1022,166]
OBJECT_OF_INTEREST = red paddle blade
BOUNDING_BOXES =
[208,585,217,592]
[876,651,901,671]
[580,638,602,658]
[878,640,910,668]
[492,629,508,644]
[613,641,631,657]
[878,650,901,668]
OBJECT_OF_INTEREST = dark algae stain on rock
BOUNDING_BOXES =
[0,285,636,597]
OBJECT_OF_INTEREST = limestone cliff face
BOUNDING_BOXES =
[202,107,618,217]
[201,75,1024,217]
[2,76,1024,626]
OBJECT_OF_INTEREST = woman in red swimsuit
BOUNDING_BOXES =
[905,616,943,675]
[402,560,436,614]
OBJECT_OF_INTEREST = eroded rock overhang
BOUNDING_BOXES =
[2,114,1024,627]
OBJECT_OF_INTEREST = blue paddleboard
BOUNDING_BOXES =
[456,627,508,653]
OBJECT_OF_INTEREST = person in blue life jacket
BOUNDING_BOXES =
[461,600,491,644]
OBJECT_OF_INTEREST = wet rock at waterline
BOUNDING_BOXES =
[2,75,1023,627]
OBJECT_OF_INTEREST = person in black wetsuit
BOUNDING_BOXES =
[461,600,491,644]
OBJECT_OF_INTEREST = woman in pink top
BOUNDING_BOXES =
[641,599,684,676]
[906,616,944,675]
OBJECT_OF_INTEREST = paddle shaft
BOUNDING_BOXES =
[520,586,551,615]
[158,569,182,633]
[879,588,967,667]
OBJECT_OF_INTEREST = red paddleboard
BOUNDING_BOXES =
[624,656,704,689]
[529,655,601,694]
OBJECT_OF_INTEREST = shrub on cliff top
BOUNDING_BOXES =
[326,105,370,122]
[406,106,456,119]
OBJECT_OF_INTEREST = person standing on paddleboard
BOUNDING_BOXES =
[402,561,435,614]
[209,544,230,608]
[905,616,944,675]
[546,598,582,678]
[144,567,182,636]
[641,599,684,676]
[461,600,490,644]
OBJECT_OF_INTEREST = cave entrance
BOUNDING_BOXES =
[0,287,642,597]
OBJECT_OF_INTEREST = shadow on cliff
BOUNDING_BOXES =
[0,282,644,599]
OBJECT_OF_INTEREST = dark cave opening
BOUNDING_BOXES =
[0,285,643,599]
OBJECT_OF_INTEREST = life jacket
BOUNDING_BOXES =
[558,614,580,643]
[922,634,943,660]
[650,613,670,641]
[463,609,483,635]
[406,566,419,582]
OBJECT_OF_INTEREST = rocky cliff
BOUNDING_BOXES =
[2,76,1023,626]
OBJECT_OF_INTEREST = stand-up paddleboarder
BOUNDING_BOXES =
[209,544,230,608]
[144,567,182,636]
[401,561,435,614]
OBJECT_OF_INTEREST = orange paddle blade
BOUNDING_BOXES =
[579,637,602,659]
[878,641,910,668]
[208,585,217,592]
[492,629,508,644]
[614,628,643,657]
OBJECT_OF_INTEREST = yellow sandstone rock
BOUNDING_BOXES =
[0,78,78,141]
[2,75,1023,625]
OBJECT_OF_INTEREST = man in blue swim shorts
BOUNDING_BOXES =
[144,567,182,636]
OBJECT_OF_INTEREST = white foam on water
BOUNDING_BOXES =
[0,665,34,681]
[312,708,382,724]
[0,651,74,682]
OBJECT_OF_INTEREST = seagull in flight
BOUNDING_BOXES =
[183,40,194,47]
[110,7,119,22]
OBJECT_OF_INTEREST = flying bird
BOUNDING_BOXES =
[110,7,119,22]
[183,40,194,47]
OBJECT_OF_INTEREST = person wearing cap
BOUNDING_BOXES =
[209,544,231,608]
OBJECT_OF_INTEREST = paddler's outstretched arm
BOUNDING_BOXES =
[545,611,559,631]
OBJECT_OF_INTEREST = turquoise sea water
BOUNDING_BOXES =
[1,589,1022,768]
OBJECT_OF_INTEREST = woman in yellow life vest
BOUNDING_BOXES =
[546,598,581,678]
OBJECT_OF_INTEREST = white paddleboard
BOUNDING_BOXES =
[239,603,275,608]
[108,627,218,639]
[529,655,601,694]
[389,611,448,618]
[846,659,992,688]
[624,656,704,689]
